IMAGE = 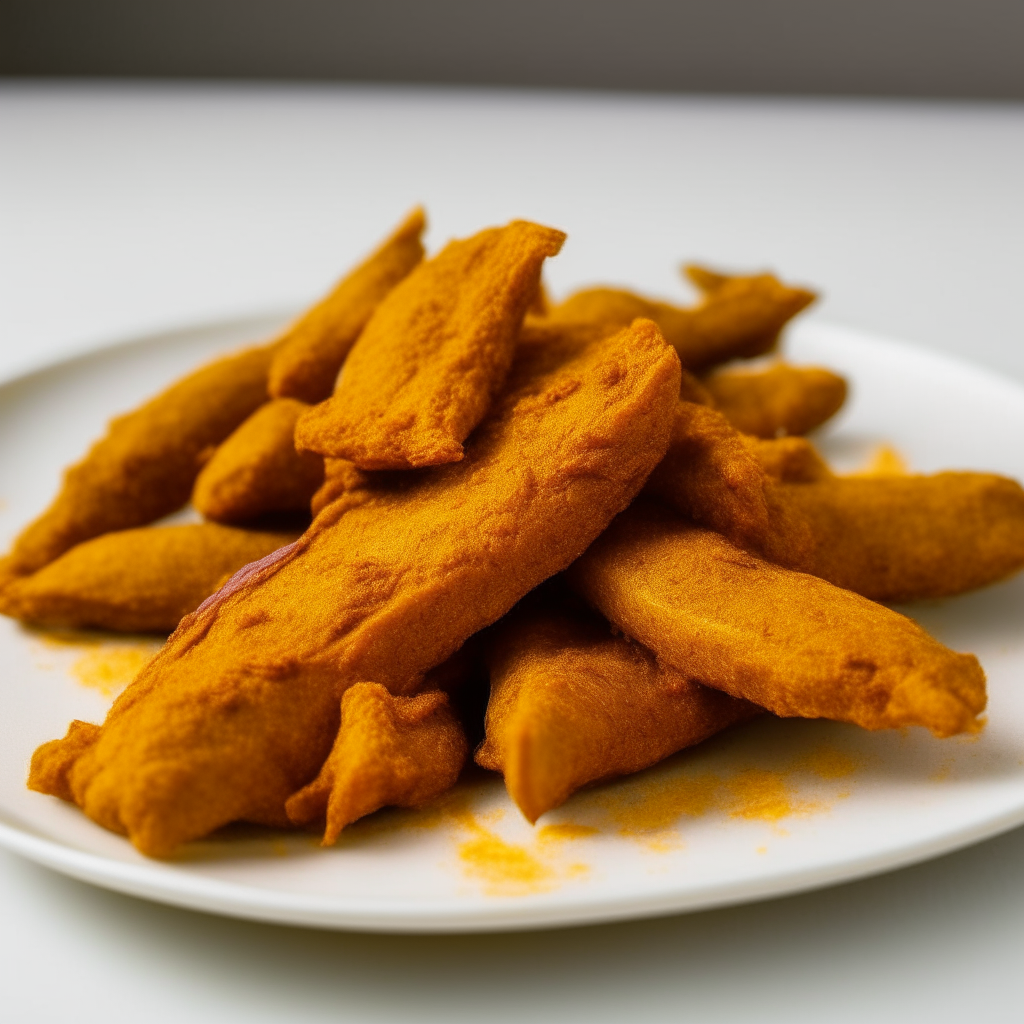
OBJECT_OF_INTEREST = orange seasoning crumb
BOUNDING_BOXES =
[71,645,157,698]
[724,769,803,822]
[458,832,554,896]
[599,772,721,836]
[800,746,861,780]
[853,444,908,477]
[564,741,865,849]
[537,823,599,844]
[29,630,161,698]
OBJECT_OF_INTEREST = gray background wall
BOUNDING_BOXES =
[2,0,1023,98]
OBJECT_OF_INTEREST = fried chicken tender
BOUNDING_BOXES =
[643,401,813,565]
[267,208,426,403]
[2,344,277,577]
[780,473,1024,601]
[748,435,834,483]
[285,683,468,844]
[549,272,814,372]
[476,600,759,823]
[704,362,848,438]
[296,220,567,469]
[0,524,297,632]
[647,402,1024,600]
[192,399,324,523]
[568,502,986,737]
[28,318,681,855]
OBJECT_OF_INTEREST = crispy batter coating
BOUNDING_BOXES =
[748,435,834,483]
[644,401,812,565]
[192,399,325,523]
[780,473,1024,601]
[682,263,731,294]
[29,319,680,855]
[29,720,101,803]
[0,524,298,632]
[549,272,814,372]
[704,362,848,438]
[309,457,371,517]
[527,277,552,316]
[2,344,277,577]
[568,502,986,737]
[647,403,1024,600]
[267,208,426,403]
[285,683,467,844]
[476,600,759,823]
[295,220,567,469]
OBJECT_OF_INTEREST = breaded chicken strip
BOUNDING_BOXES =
[268,207,426,403]
[568,502,986,737]
[647,402,1024,600]
[780,473,1024,601]
[643,401,813,566]
[29,318,681,855]
[746,435,834,483]
[0,524,297,633]
[549,271,814,372]
[285,683,468,844]
[193,398,324,524]
[1,344,277,577]
[704,362,847,438]
[477,599,759,823]
[296,220,566,469]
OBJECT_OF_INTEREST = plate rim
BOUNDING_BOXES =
[4,802,1024,934]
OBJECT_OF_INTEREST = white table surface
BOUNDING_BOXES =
[1,83,1023,1022]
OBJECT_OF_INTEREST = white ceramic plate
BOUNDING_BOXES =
[1,314,1023,934]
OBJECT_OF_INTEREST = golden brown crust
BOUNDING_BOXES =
[781,473,1024,601]
[0,524,298,632]
[527,277,552,316]
[308,457,375,517]
[643,401,813,566]
[3,343,277,576]
[645,404,1024,600]
[568,502,986,738]
[285,683,467,844]
[747,436,834,483]
[193,399,325,523]
[33,318,680,856]
[295,220,567,469]
[268,208,426,403]
[703,362,848,438]
[682,263,731,294]
[477,601,759,822]
[549,272,815,373]
[28,721,102,804]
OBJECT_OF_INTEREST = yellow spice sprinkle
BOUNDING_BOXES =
[458,833,554,895]
[853,443,907,477]
[71,645,156,697]
[801,746,861,780]
[725,769,796,822]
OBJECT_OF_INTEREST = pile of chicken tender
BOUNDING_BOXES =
[5,208,1024,857]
